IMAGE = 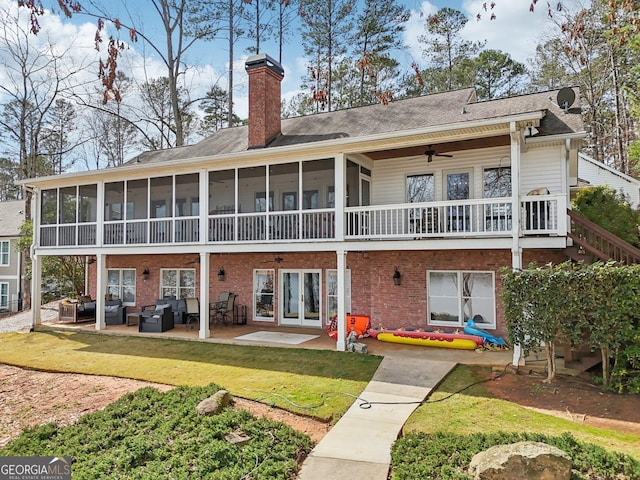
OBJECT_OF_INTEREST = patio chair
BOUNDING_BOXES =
[139,303,174,332]
[184,297,200,330]
[211,293,236,326]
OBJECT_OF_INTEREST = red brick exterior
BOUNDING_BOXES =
[88,248,569,337]
[247,65,283,148]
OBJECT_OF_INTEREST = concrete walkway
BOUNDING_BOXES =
[297,355,456,480]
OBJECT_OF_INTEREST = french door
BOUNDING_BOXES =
[279,269,322,327]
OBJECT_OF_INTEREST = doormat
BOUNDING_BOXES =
[234,331,320,345]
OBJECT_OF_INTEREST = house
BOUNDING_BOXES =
[0,200,26,313]
[19,54,585,351]
[573,153,640,207]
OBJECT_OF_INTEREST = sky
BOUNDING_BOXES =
[0,0,567,130]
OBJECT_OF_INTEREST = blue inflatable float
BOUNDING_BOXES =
[463,318,507,346]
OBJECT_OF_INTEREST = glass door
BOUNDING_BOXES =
[446,170,471,232]
[279,269,322,328]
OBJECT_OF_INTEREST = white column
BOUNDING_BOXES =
[31,254,41,327]
[96,181,104,247]
[334,153,346,241]
[336,250,347,351]
[199,170,208,245]
[510,124,523,366]
[510,124,523,271]
[199,252,210,339]
[95,254,106,331]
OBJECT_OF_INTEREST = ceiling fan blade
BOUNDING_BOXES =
[436,153,453,158]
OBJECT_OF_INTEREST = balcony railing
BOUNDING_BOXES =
[344,194,565,239]
[38,195,565,247]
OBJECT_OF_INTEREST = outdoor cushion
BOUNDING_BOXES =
[105,305,119,313]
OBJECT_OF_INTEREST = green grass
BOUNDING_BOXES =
[403,365,640,460]
[0,331,381,421]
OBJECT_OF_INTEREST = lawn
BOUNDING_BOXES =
[0,330,638,473]
[0,331,380,422]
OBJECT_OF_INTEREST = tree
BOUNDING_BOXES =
[0,157,21,201]
[351,0,409,106]
[299,0,356,112]
[139,76,194,150]
[40,99,78,175]
[464,49,527,100]
[572,185,640,247]
[415,7,484,94]
[197,84,241,136]
[0,3,87,216]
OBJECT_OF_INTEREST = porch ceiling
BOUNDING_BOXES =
[363,134,510,161]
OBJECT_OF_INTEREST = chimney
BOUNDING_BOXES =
[245,54,284,148]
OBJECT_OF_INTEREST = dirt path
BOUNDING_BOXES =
[0,364,330,449]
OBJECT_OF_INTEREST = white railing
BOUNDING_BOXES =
[345,194,566,239]
[38,196,565,247]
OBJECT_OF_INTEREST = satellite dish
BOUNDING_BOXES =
[556,87,576,113]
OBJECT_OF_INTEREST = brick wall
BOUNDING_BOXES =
[88,248,569,336]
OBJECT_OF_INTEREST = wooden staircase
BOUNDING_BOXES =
[565,209,640,265]
[560,210,640,371]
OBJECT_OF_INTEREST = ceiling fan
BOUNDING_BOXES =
[424,146,453,163]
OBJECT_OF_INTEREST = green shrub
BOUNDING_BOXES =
[391,431,640,480]
[0,384,312,480]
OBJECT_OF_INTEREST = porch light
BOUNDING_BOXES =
[393,267,401,286]
[142,267,150,281]
[218,267,226,281]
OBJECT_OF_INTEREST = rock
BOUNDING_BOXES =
[196,390,231,415]
[468,441,572,480]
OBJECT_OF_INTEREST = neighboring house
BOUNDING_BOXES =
[573,153,640,207]
[0,200,26,313]
[19,54,585,350]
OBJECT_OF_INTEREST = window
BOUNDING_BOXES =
[107,269,136,306]
[484,167,511,198]
[253,269,274,321]
[0,283,8,309]
[282,192,298,210]
[406,174,434,203]
[160,269,196,299]
[326,270,351,324]
[427,271,495,328]
[0,241,9,266]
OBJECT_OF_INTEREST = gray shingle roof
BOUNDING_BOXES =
[128,87,583,166]
[0,200,26,238]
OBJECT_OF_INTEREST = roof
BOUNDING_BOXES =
[578,153,640,186]
[128,87,583,166]
[0,200,26,238]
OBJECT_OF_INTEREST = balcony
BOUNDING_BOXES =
[37,195,566,248]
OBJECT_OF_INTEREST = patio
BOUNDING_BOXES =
[36,319,514,367]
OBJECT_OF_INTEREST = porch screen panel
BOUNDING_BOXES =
[105,182,124,220]
[209,169,235,214]
[78,185,97,222]
[303,159,334,209]
[126,179,148,219]
[59,187,77,224]
[239,166,266,214]
[150,176,173,218]
[175,174,199,216]
[41,189,58,225]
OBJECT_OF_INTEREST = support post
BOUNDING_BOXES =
[336,250,347,351]
[95,254,106,331]
[199,252,211,339]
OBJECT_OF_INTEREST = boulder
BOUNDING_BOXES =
[196,390,231,415]
[468,441,572,480]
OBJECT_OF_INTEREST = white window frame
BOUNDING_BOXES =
[0,282,8,309]
[160,268,196,299]
[427,270,496,329]
[0,241,9,266]
[326,269,351,325]
[253,269,275,322]
[106,268,136,306]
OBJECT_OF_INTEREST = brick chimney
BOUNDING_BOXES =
[245,54,284,148]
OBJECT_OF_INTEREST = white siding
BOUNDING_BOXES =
[578,154,640,207]
[372,145,567,205]
[520,146,564,195]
